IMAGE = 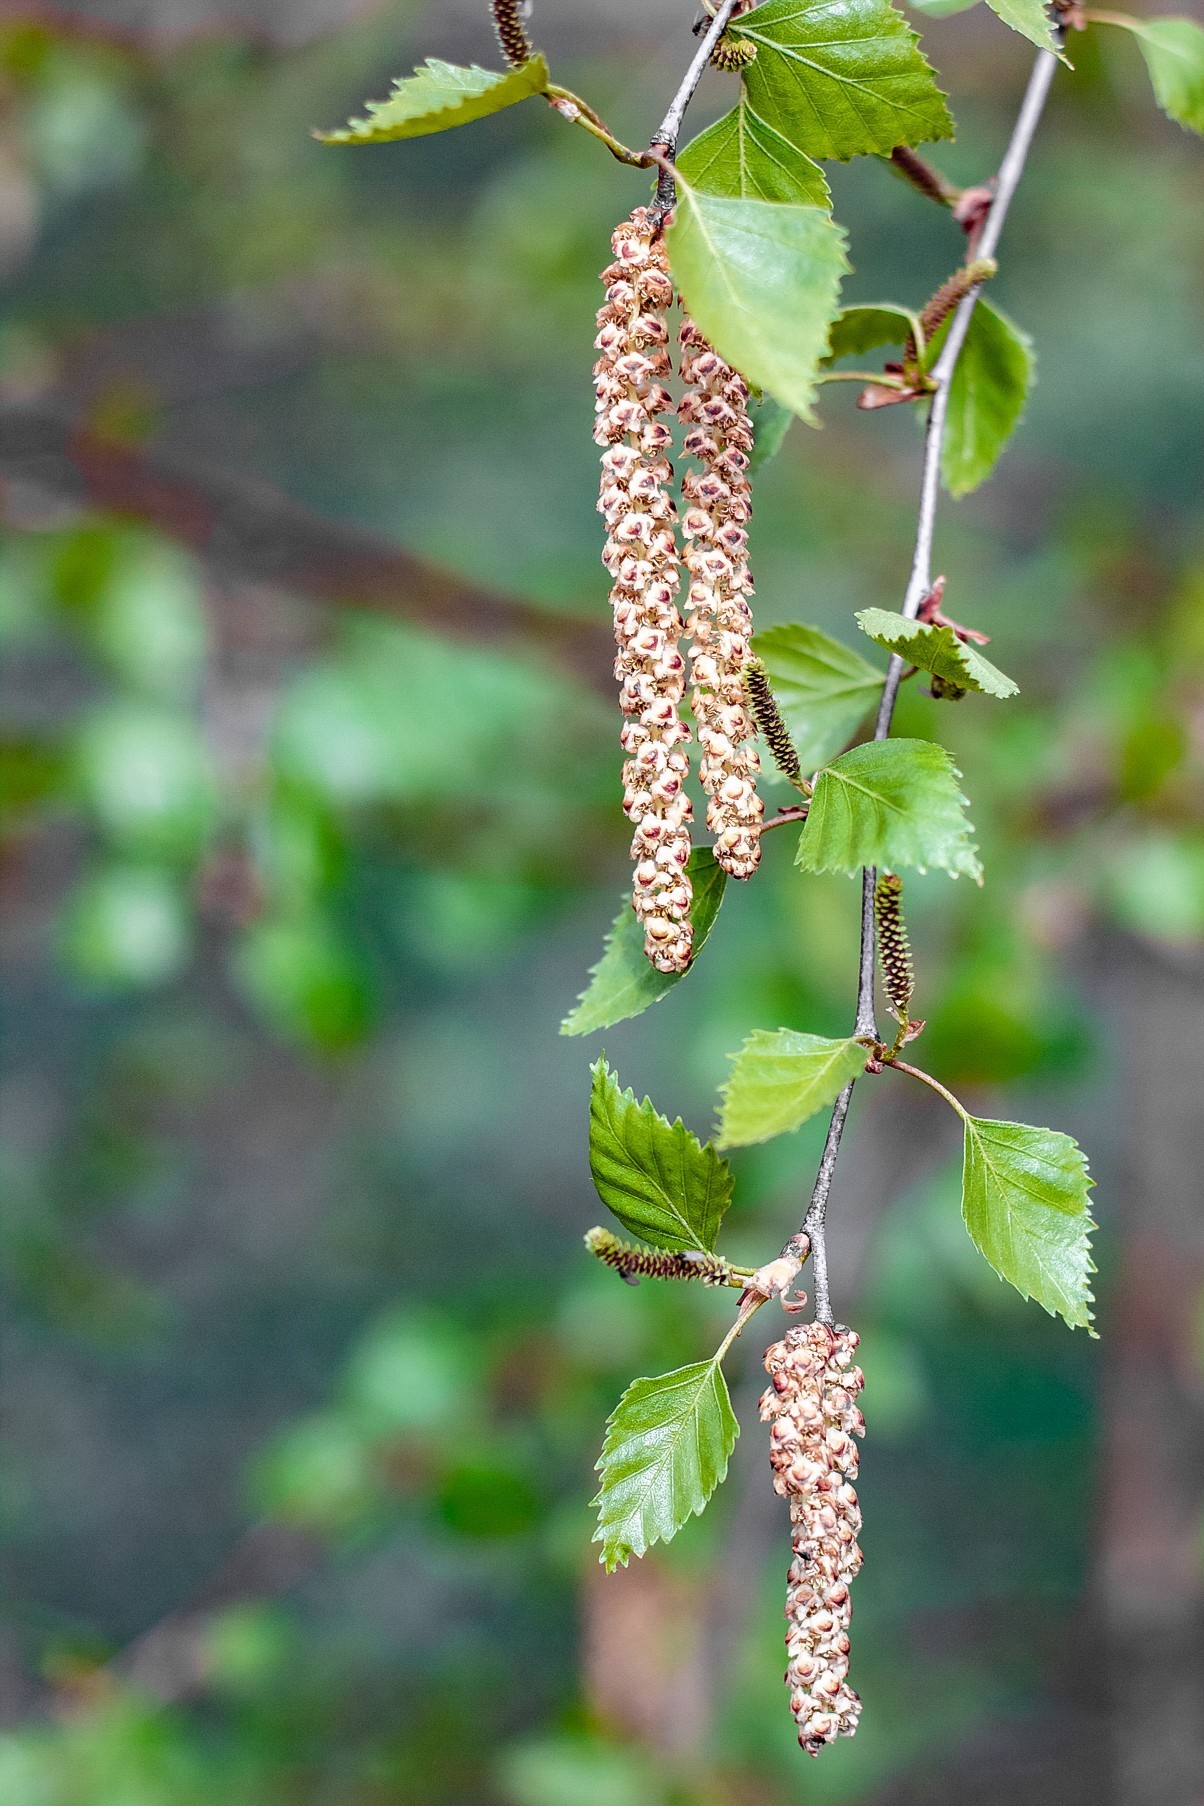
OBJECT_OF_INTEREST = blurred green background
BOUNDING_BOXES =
[1,2,1203,1802]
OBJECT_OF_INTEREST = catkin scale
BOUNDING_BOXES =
[678,321,765,878]
[761,1323,865,1754]
[595,210,694,973]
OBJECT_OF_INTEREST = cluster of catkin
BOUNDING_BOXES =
[761,1323,866,1755]
[594,209,763,970]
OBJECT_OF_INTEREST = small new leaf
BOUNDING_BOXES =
[718,1028,868,1147]
[797,738,983,881]
[983,0,1064,56]
[729,0,954,161]
[855,609,1019,698]
[667,185,849,424]
[589,1059,732,1252]
[1104,17,1204,136]
[961,1116,1096,1329]
[317,55,549,144]
[823,303,922,364]
[753,624,883,771]
[562,850,726,1037]
[748,395,795,474]
[677,97,831,208]
[941,299,1035,497]
[593,1360,738,1568]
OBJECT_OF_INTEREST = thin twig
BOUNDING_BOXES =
[788,45,1061,1320]
[649,0,745,215]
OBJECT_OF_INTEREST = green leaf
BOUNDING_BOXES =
[941,299,1035,497]
[753,623,883,770]
[797,737,982,880]
[667,185,849,424]
[961,1116,1096,1329]
[593,1359,738,1568]
[1103,17,1204,135]
[717,1029,867,1147]
[982,0,1061,53]
[905,0,979,15]
[748,394,795,474]
[855,608,1019,698]
[677,95,831,207]
[823,302,921,363]
[317,55,550,144]
[729,0,954,162]
[588,1058,732,1252]
[562,850,727,1036]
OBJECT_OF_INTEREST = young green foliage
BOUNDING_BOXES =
[593,1359,739,1569]
[1101,17,1204,136]
[589,1059,732,1252]
[562,851,727,1037]
[752,624,883,770]
[855,609,1019,698]
[717,1029,868,1147]
[983,0,1064,56]
[796,738,983,881]
[960,1116,1096,1329]
[667,186,849,424]
[940,299,1035,496]
[317,56,550,144]
[822,302,924,365]
[748,395,796,474]
[677,99,831,208]
[726,0,955,161]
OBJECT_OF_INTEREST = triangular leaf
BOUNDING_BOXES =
[717,1028,867,1147]
[1103,17,1204,135]
[677,95,831,207]
[753,623,883,771]
[940,299,1035,497]
[593,1359,738,1568]
[667,184,849,424]
[589,1058,732,1252]
[729,0,954,162]
[823,302,922,363]
[797,737,983,880]
[317,55,549,144]
[983,0,1062,55]
[961,1116,1096,1329]
[855,609,1019,698]
[562,850,727,1037]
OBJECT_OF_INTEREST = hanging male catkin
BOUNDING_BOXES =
[874,872,914,1024]
[678,321,765,878]
[594,210,694,973]
[761,1322,866,1755]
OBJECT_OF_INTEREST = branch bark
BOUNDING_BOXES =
[794,45,1062,1322]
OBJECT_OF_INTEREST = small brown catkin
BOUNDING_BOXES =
[678,321,764,878]
[491,0,534,67]
[761,1323,866,1756]
[874,872,914,1023]
[744,657,803,786]
[594,210,693,974]
[584,1227,740,1288]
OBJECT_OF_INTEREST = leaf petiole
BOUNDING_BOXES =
[884,1056,969,1121]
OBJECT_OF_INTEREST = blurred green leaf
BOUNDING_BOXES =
[717,1027,866,1147]
[499,1735,668,1806]
[748,393,795,473]
[75,705,216,862]
[1105,830,1204,946]
[89,539,209,700]
[1103,17,1204,135]
[983,0,1061,54]
[60,864,192,990]
[856,609,1019,697]
[318,55,550,144]
[941,299,1034,497]
[797,738,983,880]
[753,623,882,770]
[677,98,830,207]
[823,301,921,362]
[437,1460,540,1537]
[251,1412,378,1530]
[961,1116,1096,1329]
[593,1358,737,1568]
[588,1058,731,1252]
[728,0,954,160]
[234,914,373,1050]
[667,185,848,424]
[562,850,726,1037]
[341,1312,476,1439]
